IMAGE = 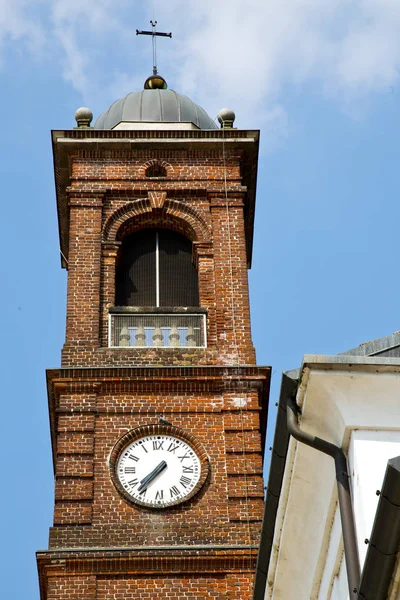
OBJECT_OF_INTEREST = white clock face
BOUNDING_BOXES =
[116,434,202,508]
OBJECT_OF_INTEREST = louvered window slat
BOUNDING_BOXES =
[115,229,199,307]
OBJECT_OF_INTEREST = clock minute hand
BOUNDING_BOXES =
[138,460,167,492]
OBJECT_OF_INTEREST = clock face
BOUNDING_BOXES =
[110,425,209,509]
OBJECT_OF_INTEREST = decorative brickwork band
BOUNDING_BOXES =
[37,549,257,600]
[208,191,246,206]
[68,196,104,208]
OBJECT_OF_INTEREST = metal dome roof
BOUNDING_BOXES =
[94,88,218,130]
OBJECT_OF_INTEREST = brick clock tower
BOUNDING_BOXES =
[36,72,270,600]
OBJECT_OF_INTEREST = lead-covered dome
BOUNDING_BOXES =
[94,75,217,130]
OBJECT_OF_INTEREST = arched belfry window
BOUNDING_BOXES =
[146,163,167,178]
[116,229,199,307]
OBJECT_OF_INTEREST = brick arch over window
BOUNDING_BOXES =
[145,163,167,178]
[116,211,197,243]
[138,159,173,178]
[103,197,211,245]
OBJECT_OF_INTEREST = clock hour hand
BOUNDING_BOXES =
[138,460,167,492]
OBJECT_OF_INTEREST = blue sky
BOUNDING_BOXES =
[1,1,400,597]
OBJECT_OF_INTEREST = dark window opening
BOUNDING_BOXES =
[146,164,167,178]
[115,229,199,307]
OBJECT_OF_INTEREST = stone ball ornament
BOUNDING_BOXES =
[74,106,93,128]
[217,108,236,128]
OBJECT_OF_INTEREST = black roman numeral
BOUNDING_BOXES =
[179,476,192,488]
[141,444,148,453]
[167,443,179,454]
[125,467,136,474]
[128,478,138,487]
[178,451,191,462]
[129,454,139,462]
[139,488,147,496]
[182,465,194,473]
[155,490,164,500]
[170,486,180,497]
[153,440,164,451]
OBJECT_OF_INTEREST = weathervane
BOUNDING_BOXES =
[136,20,172,76]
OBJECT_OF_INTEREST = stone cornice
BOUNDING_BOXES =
[66,183,247,194]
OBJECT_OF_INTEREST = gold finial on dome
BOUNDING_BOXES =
[144,74,168,90]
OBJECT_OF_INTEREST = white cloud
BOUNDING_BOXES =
[49,0,133,99]
[0,0,44,59]
[150,0,400,132]
[0,0,400,135]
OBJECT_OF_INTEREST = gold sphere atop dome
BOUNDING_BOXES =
[144,74,168,90]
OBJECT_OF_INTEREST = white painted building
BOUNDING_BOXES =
[253,333,400,600]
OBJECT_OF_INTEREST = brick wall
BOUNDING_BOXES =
[49,373,266,547]
[46,574,254,600]
[61,149,256,367]
[39,135,269,599]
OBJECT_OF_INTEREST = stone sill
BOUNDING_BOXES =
[109,306,207,315]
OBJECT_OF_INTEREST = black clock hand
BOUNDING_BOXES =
[138,460,167,492]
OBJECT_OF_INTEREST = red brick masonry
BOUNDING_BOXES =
[38,128,270,599]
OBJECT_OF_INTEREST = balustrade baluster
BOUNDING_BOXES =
[169,320,180,347]
[186,324,196,347]
[152,324,164,347]
[135,321,146,347]
[119,324,130,347]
